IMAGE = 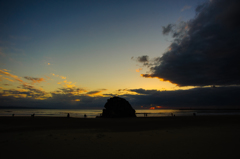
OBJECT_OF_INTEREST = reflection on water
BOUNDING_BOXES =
[0,109,240,118]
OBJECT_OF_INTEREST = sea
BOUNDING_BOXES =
[1,109,240,118]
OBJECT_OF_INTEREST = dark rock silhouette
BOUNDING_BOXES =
[101,97,136,118]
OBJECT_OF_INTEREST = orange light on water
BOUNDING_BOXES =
[156,106,162,108]
[150,107,155,109]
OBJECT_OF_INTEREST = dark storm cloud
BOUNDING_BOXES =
[137,55,149,63]
[128,88,159,95]
[132,55,149,66]
[126,86,240,108]
[162,24,173,35]
[141,0,240,86]
[132,55,162,68]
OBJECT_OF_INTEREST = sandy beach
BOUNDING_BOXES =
[0,116,240,159]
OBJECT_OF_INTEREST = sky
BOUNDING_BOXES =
[1,0,240,109]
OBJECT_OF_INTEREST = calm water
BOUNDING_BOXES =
[1,109,240,118]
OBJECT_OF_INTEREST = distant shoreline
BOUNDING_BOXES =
[1,107,240,110]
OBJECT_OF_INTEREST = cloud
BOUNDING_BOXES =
[136,55,149,63]
[44,75,51,79]
[3,84,11,86]
[0,69,23,83]
[86,89,107,96]
[60,76,66,79]
[140,0,240,86]
[181,5,191,12]
[162,24,174,35]
[22,84,49,99]
[1,83,49,100]
[24,76,45,83]
[1,86,240,109]
[125,86,240,108]
[136,68,142,72]
[51,74,66,79]
[52,73,58,77]
[62,80,76,88]
[0,71,110,108]
[56,87,88,95]
[2,77,15,82]
[51,73,77,87]
[132,55,161,68]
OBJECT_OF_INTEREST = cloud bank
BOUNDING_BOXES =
[1,86,240,109]
[126,86,240,108]
[140,0,240,86]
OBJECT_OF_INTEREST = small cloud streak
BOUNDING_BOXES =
[44,75,51,79]
[52,73,74,87]
[52,73,66,79]
[2,77,15,82]
[63,80,76,88]
[0,69,23,83]
[136,68,142,72]
[24,76,45,83]
[181,5,191,12]
[86,89,107,96]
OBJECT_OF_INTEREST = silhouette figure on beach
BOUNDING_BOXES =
[67,113,70,118]
[84,114,87,118]
[31,113,35,117]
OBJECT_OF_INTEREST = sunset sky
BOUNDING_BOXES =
[1,0,240,109]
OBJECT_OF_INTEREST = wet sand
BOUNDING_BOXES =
[0,116,240,159]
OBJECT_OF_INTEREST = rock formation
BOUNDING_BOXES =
[101,97,136,118]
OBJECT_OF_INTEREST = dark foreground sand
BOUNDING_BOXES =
[0,116,240,159]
